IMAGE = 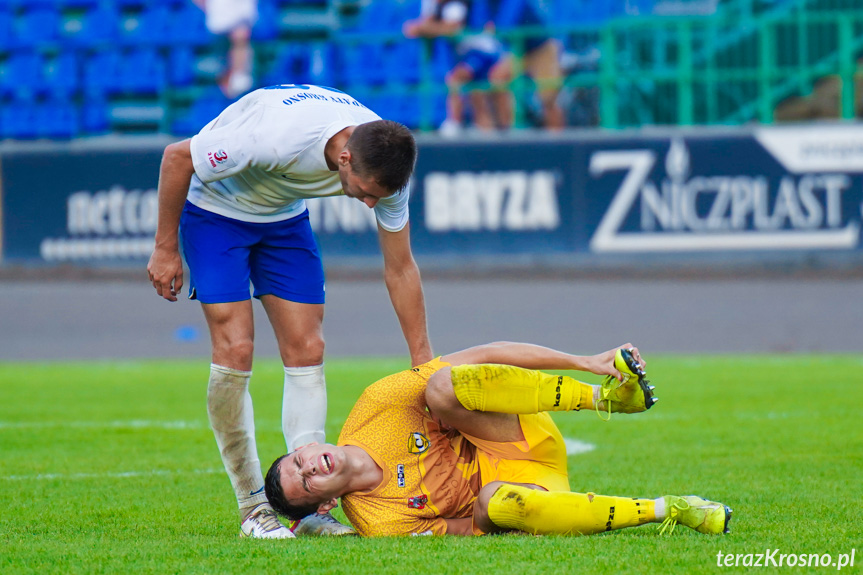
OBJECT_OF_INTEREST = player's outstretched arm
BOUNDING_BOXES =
[147,139,196,302]
[378,224,433,365]
[441,341,644,381]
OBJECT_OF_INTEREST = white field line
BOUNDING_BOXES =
[0,420,207,430]
[1,468,222,481]
[563,437,596,456]
[671,356,863,367]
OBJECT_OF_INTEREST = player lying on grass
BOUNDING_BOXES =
[264,342,732,536]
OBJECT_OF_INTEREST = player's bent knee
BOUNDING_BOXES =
[473,482,509,534]
[425,368,458,415]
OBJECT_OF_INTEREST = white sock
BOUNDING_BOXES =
[654,496,667,520]
[282,363,327,451]
[207,364,268,518]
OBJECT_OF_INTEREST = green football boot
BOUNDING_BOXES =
[659,495,732,535]
[596,348,657,420]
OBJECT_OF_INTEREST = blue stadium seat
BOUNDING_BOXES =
[83,49,123,95]
[342,84,380,112]
[263,42,335,87]
[344,0,412,34]
[252,0,279,41]
[389,0,422,31]
[35,97,79,138]
[4,0,58,9]
[171,88,230,136]
[384,40,421,84]
[115,0,158,8]
[387,92,421,128]
[117,48,166,94]
[552,1,616,26]
[0,98,38,139]
[57,0,102,9]
[166,3,210,46]
[431,38,457,79]
[305,42,335,86]
[0,9,12,51]
[13,6,61,48]
[44,51,80,96]
[69,3,122,47]
[336,42,386,86]
[0,50,46,98]
[261,42,304,86]
[168,46,196,87]
[123,4,171,47]
[81,94,109,133]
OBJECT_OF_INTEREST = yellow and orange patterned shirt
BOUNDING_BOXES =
[338,358,482,536]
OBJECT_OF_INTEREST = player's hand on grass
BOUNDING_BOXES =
[147,245,184,302]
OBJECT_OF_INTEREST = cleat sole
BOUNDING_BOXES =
[619,348,657,410]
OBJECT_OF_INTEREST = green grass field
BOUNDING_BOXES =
[1,356,861,574]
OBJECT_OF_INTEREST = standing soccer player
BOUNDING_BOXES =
[147,84,432,538]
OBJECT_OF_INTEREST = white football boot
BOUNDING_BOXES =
[293,512,356,536]
[240,504,295,539]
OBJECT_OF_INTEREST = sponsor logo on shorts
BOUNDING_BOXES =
[397,464,405,488]
[407,494,428,509]
[408,432,429,455]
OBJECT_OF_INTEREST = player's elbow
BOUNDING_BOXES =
[162,139,194,173]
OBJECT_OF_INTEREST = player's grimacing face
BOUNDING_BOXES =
[278,442,350,508]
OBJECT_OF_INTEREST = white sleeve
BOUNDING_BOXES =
[374,184,410,232]
[189,105,276,183]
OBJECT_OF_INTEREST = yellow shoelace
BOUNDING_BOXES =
[658,497,690,535]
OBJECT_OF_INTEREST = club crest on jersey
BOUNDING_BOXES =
[407,494,428,509]
[206,148,236,172]
[397,464,405,488]
[408,432,429,454]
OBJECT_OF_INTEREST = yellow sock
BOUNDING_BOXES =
[487,484,655,535]
[451,364,594,413]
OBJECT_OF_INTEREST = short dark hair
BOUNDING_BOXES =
[347,120,417,193]
[264,453,321,521]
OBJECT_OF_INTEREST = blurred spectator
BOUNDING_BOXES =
[404,0,513,136]
[193,0,258,98]
[488,0,565,130]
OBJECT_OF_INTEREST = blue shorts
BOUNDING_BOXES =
[460,49,502,81]
[179,202,325,305]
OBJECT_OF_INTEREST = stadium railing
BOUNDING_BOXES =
[0,0,860,139]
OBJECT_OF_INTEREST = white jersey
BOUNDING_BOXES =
[187,84,410,232]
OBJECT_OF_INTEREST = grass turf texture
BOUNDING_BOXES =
[1,356,861,574]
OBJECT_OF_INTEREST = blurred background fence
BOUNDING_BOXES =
[1,0,862,137]
[1,0,862,271]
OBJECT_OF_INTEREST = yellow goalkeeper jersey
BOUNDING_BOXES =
[338,357,481,536]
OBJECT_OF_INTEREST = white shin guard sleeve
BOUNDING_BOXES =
[282,363,327,451]
[207,364,268,510]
